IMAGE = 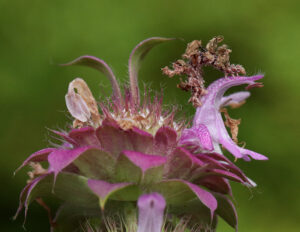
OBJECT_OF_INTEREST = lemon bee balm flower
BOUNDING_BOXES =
[180,75,268,161]
[15,37,267,232]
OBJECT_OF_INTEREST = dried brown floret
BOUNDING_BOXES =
[220,108,241,144]
[183,40,202,59]
[206,36,224,54]
[27,162,47,183]
[163,36,246,107]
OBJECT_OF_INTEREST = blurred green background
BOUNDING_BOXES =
[1,0,299,231]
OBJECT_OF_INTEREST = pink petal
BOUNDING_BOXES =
[184,181,217,219]
[165,148,194,179]
[220,137,268,161]
[192,75,268,160]
[69,127,100,147]
[221,91,250,107]
[198,153,255,186]
[196,176,231,195]
[121,150,167,173]
[214,193,238,231]
[207,169,244,183]
[179,124,213,152]
[50,130,77,146]
[96,119,158,157]
[137,193,166,232]
[151,180,217,219]
[154,126,177,156]
[48,146,94,183]
[128,127,154,154]
[14,174,49,222]
[87,179,131,209]
[96,120,133,158]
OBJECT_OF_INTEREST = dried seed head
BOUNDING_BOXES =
[183,40,202,59]
[163,36,246,107]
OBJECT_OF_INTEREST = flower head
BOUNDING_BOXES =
[15,37,267,232]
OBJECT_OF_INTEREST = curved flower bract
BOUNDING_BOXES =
[15,37,267,232]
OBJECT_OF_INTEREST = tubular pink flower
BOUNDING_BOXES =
[191,75,268,161]
[137,193,166,232]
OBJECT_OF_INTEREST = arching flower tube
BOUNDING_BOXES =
[15,37,267,232]
[180,75,268,161]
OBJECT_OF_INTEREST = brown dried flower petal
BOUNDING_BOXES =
[220,108,241,144]
[206,36,224,54]
[183,40,202,59]
[163,36,246,107]
[27,162,47,183]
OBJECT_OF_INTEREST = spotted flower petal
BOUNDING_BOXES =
[179,124,213,152]
[192,75,268,161]
[137,193,166,232]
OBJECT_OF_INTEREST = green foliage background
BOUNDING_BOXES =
[1,0,299,231]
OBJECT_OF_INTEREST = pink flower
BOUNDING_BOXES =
[181,75,268,161]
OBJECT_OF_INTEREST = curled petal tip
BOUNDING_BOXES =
[129,37,174,108]
[220,138,268,161]
[243,149,268,161]
[62,55,123,107]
